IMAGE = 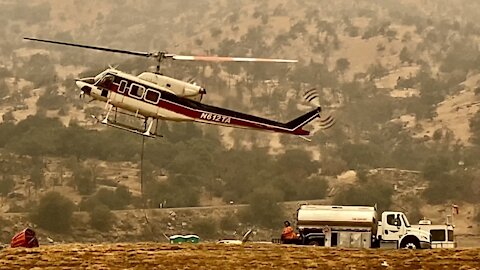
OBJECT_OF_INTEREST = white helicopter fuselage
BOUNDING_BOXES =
[78,69,204,122]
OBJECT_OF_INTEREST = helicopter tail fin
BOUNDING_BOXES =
[285,107,335,136]
[285,108,321,135]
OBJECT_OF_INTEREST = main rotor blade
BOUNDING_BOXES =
[23,37,152,57]
[171,55,298,63]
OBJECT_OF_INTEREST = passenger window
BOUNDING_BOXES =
[145,89,161,104]
[129,84,145,98]
[118,80,127,93]
[447,230,453,241]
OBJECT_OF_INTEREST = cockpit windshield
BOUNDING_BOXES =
[94,71,109,84]
[94,73,114,89]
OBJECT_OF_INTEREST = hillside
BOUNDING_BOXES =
[0,0,479,242]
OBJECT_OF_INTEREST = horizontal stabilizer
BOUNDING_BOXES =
[285,108,321,131]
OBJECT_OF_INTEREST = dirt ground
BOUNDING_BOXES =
[0,243,479,270]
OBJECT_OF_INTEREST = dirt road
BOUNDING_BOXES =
[0,243,479,269]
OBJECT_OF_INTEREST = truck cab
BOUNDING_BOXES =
[377,211,431,249]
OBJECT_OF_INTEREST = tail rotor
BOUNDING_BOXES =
[303,88,321,107]
[303,88,335,130]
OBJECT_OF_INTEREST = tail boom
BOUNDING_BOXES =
[192,107,322,136]
[161,94,325,136]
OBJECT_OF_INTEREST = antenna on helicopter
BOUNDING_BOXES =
[23,37,298,74]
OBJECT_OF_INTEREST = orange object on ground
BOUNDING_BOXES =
[10,228,39,248]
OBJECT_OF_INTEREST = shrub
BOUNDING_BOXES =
[300,177,329,200]
[423,171,477,204]
[89,204,115,231]
[219,213,239,231]
[191,218,218,240]
[80,186,131,211]
[407,207,424,224]
[114,185,132,208]
[333,180,394,212]
[72,166,95,195]
[239,186,285,229]
[95,188,120,210]
[30,191,75,233]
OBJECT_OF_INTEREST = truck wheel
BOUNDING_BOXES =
[308,240,320,246]
[401,240,419,249]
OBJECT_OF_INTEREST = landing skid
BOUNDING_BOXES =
[91,115,161,138]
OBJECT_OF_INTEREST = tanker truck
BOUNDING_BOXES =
[290,205,431,249]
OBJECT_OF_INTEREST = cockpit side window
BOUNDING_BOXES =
[94,71,108,84]
[98,75,114,89]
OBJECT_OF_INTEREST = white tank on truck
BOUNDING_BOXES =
[292,205,431,249]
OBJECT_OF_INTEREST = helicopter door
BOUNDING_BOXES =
[111,79,128,103]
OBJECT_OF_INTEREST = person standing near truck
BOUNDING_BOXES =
[281,221,297,244]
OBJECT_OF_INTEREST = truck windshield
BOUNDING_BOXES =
[401,214,410,227]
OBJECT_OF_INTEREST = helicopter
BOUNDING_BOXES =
[23,37,334,140]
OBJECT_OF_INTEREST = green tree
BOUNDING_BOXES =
[115,185,132,208]
[333,180,394,212]
[92,186,131,210]
[89,204,115,231]
[30,192,75,233]
[145,175,200,208]
[192,218,218,239]
[94,188,119,209]
[240,186,285,229]
[470,111,480,146]
[72,166,96,195]
[399,47,412,63]
[423,171,478,204]
[299,176,329,200]
[367,62,388,80]
[339,142,384,170]
[219,213,239,231]
[335,58,350,75]
[422,156,453,181]
[30,164,44,190]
